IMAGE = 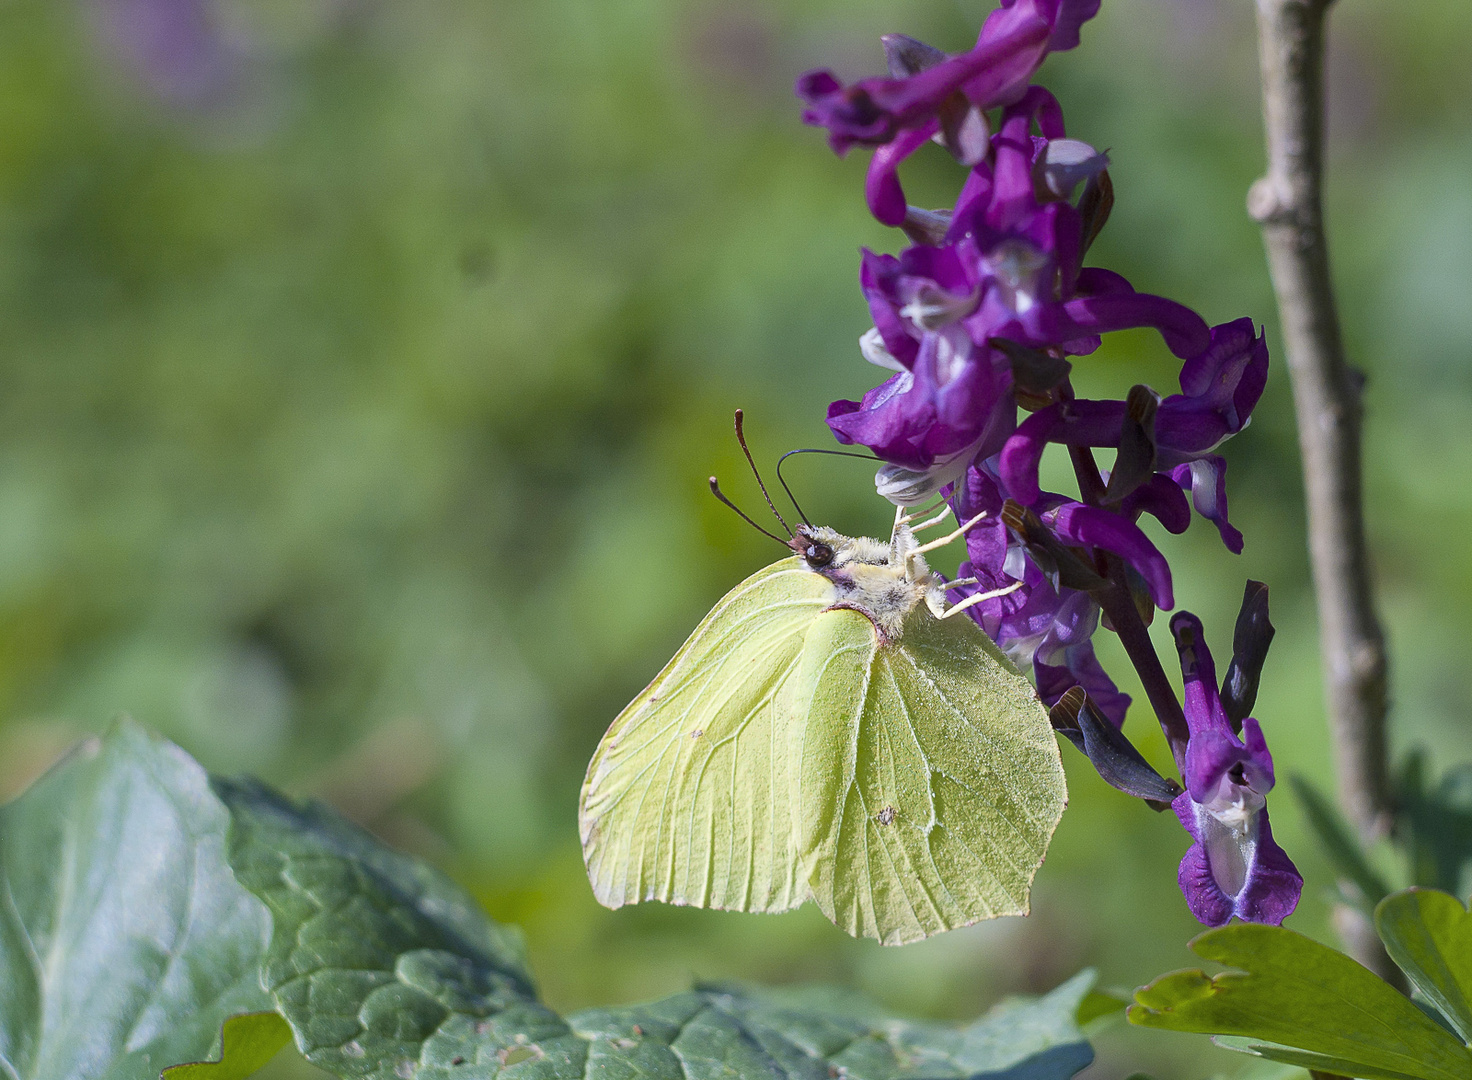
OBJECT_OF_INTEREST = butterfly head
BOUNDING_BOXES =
[789,525,837,569]
[792,525,905,576]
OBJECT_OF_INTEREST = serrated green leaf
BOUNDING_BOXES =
[211,777,548,1079]
[162,1013,293,1080]
[1128,922,1472,1080]
[216,777,1095,1080]
[0,721,273,1080]
[1375,888,1472,1045]
[567,971,1095,1080]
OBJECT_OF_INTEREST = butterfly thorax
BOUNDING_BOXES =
[789,523,939,643]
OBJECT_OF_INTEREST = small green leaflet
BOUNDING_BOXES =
[161,1014,292,1080]
[580,517,1067,944]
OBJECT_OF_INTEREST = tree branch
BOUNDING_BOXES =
[1250,0,1396,975]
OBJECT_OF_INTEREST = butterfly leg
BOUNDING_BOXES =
[907,507,955,534]
[911,510,990,556]
[894,500,942,529]
[936,580,1024,619]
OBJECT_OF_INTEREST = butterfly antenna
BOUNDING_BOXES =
[708,477,790,546]
[732,410,792,537]
[775,447,882,525]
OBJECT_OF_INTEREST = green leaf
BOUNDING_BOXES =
[0,721,273,1080]
[162,1013,293,1080]
[1211,1034,1401,1079]
[1375,888,1472,1044]
[217,777,1096,1080]
[1396,753,1472,895]
[211,777,547,1079]
[1128,922,1472,1080]
[1289,774,1394,908]
[1074,989,1129,1030]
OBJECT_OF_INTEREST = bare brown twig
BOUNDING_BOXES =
[1249,0,1396,977]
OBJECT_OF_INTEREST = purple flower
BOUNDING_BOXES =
[1169,612,1301,926]
[829,108,1143,502]
[827,240,1015,502]
[796,1,1102,224]
[998,318,1267,552]
[947,462,1133,723]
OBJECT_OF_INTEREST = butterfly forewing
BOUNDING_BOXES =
[580,558,831,913]
[798,607,1065,945]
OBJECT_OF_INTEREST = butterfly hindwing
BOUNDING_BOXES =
[798,607,1065,945]
[579,558,830,913]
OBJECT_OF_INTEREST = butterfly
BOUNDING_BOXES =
[578,416,1066,945]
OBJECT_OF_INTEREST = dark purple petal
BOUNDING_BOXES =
[1153,321,1269,460]
[1015,290,1211,359]
[1121,473,1192,534]
[1074,266,1135,296]
[1221,580,1274,727]
[829,372,931,469]
[1047,502,1174,609]
[865,123,938,225]
[861,252,919,368]
[828,336,1014,475]
[1170,611,1237,739]
[1173,794,1301,926]
[1174,796,1236,928]
[999,401,1122,504]
[1233,808,1303,925]
[1169,457,1244,554]
[865,122,936,223]
[1177,318,1268,421]
[1035,641,1131,725]
[1030,0,1103,50]
[795,11,1051,154]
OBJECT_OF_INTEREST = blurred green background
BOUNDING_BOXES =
[0,0,1468,1076]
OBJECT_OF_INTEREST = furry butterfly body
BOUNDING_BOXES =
[579,514,1066,945]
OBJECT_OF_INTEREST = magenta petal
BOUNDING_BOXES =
[866,124,937,225]
[1023,292,1211,359]
[1177,845,1235,927]
[999,407,1061,505]
[1170,457,1244,554]
[1048,502,1174,609]
[1234,809,1303,925]
[1122,473,1192,534]
[1035,641,1131,725]
[1000,400,1124,504]
[1045,0,1102,50]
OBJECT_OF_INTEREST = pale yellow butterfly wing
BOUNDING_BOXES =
[795,606,1066,945]
[579,558,829,913]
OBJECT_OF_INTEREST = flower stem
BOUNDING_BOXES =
[1067,443,1189,765]
[1096,569,1190,772]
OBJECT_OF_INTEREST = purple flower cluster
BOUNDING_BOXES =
[799,1,1300,926]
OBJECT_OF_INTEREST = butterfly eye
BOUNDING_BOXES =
[804,543,834,568]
